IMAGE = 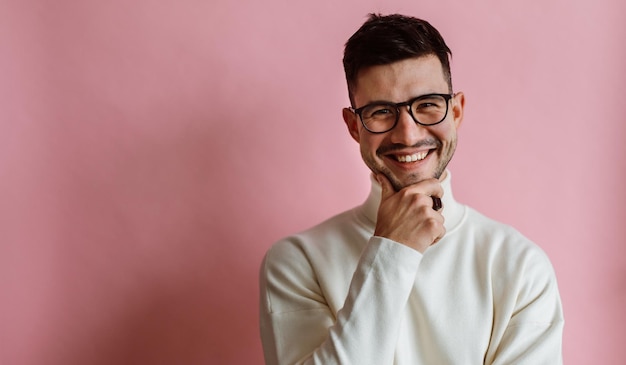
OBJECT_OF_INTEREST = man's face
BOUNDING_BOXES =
[343,55,465,191]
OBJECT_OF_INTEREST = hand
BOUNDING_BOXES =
[374,174,445,253]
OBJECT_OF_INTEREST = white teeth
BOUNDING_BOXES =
[397,151,428,162]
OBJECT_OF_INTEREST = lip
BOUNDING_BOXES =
[383,148,437,170]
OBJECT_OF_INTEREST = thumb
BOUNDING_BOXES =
[376,174,394,200]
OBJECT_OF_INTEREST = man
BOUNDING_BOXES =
[259,13,563,365]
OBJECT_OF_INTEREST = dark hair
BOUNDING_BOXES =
[343,14,453,105]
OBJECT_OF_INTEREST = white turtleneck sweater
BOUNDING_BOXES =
[259,172,564,365]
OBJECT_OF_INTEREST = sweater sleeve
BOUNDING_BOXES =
[486,245,564,365]
[259,236,422,365]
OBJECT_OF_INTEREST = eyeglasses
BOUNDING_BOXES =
[350,93,454,134]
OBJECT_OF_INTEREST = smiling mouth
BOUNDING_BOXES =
[394,150,430,163]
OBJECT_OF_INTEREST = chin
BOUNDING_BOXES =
[388,173,430,191]
[388,166,447,191]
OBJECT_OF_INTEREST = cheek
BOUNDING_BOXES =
[360,135,384,156]
[432,125,457,143]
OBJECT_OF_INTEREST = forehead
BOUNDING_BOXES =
[353,55,448,106]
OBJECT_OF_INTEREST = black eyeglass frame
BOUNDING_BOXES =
[350,93,455,134]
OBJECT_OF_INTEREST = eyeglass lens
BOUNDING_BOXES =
[361,94,449,133]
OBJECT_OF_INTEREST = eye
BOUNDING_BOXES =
[413,96,446,111]
[371,108,393,115]
[415,102,437,109]
[363,104,395,119]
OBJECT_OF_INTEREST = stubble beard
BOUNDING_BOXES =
[364,138,457,192]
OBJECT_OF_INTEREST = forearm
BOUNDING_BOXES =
[260,237,422,365]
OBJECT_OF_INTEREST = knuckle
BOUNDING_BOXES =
[417,204,433,216]
[423,217,438,230]
[399,189,414,200]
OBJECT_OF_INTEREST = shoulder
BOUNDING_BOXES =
[463,207,539,249]
[450,206,555,277]
[458,206,558,287]
[260,207,370,313]
[266,207,370,263]
[261,206,370,279]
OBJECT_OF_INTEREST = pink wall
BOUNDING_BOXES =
[1,0,625,364]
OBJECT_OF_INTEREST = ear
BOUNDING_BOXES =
[451,92,465,130]
[342,107,361,143]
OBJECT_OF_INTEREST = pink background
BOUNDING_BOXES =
[1,0,625,364]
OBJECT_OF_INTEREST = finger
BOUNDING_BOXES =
[376,174,395,200]
[400,178,444,201]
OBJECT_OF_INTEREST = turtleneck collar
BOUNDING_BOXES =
[357,170,466,233]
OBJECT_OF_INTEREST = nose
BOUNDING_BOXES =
[389,107,428,145]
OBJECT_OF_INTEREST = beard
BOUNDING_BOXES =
[363,137,456,192]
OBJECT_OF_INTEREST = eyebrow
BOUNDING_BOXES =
[358,92,447,107]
